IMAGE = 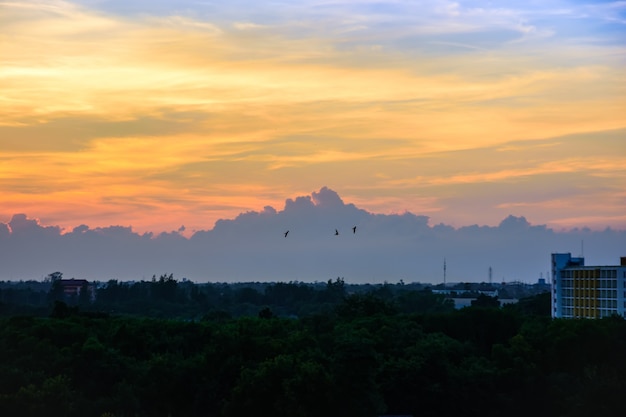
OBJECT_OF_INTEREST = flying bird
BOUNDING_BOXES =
[352,226,357,234]
[284,230,289,237]
[335,229,339,236]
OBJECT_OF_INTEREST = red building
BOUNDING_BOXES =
[59,279,95,301]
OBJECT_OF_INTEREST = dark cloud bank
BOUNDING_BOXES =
[1,187,624,283]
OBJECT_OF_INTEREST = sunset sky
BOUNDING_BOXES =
[1,0,625,235]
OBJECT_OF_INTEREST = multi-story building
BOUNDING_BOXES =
[59,278,95,302]
[551,253,626,319]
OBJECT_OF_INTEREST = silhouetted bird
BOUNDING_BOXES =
[284,230,289,237]
[335,229,339,236]
[352,226,357,234]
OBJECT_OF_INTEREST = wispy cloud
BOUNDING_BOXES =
[0,0,624,233]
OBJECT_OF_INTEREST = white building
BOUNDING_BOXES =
[551,253,626,319]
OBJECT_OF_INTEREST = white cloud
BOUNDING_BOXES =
[152,15,223,33]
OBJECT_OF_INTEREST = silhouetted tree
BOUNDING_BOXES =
[47,279,65,304]
[258,307,274,319]
[78,282,91,306]
[471,294,500,308]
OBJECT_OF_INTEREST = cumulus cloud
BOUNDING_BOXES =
[311,186,344,208]
[8,214,62,237]
[1,188,624,283]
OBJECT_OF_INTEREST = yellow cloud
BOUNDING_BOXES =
[1,1,624,232]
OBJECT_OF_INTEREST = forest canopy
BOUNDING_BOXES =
[0,275,622,417]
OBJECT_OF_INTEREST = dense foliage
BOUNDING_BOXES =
[0,275,617,415]
[0,281,624,417]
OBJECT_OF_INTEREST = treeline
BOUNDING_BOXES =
[1,274,465,318]
[93,275,368,318]
[0,293,624,417]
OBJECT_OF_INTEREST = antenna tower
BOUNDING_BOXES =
[489,266,493,285]
[443,258,447,285]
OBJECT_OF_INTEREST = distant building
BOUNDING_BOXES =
[59,279,95,301]
[551,253,626,319]
[431,288,499,297]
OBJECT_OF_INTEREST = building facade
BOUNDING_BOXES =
[551,253,626,319]
[59,279,95,302]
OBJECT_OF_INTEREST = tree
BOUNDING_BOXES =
[471,294,500,308]
[50,300,78,318]
[335,294,396,318]
[506,292,551,316]
[47,279,65,304]
[78,282,92,306]
[151,274,178,303]
[319,278,346,303]
[45,272,63,283]
[258,307,274,319]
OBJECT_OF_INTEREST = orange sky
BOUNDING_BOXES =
[1,0,625,234]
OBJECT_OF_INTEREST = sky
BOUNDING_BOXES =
[1,0,625,236]
[1,188,625,283]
